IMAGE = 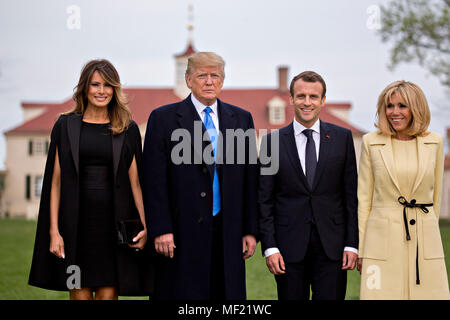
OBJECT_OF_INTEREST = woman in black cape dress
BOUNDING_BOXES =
[28,59,154,299]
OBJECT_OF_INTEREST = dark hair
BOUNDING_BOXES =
[289,71,326,98]
[64,59,131,134]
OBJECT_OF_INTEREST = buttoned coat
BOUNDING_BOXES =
[358,131,449,299]
[143,95,258,300]
[28,113,154,296]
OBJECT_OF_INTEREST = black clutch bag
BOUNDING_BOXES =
[117,219,144,245]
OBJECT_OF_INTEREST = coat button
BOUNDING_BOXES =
[200,192,206,197]
[410,219,416,225]
[198,217,203,224]
[202,167,208,174]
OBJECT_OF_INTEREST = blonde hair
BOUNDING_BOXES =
[64,59,132,135]
[375,80,430,137]
[185,52,225,78]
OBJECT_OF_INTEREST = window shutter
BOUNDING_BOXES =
[28,140,33,156]
[25,175,31,200]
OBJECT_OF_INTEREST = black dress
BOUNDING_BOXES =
[76,121,117,288]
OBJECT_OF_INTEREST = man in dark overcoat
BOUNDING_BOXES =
[143,52,258,300]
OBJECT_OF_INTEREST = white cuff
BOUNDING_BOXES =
[344,246,358,254]
[264,247,280,258]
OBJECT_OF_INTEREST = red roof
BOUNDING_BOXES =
[324,103,351,109]
[174,41,196,58]
[5,88,365,136]
[219,89,364,135]
[6,99,75,135]
[22,102,57,109]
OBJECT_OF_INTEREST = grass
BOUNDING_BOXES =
[1,218,449,300]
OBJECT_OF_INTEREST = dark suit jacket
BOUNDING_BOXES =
[258,121,358,262]
[28,113,154,296]
[143,95,258,300]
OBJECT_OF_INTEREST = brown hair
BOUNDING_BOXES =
[290,71,326,98]
[64,59,131,135]
[375,80,430,137]
[185,52,225,79]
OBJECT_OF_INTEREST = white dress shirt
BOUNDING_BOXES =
[293,117,321,173]
[191,94,219,130]
[264,118,358,258]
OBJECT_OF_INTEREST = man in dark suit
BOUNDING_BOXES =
[143,52,258,300]
[258,71,358,300]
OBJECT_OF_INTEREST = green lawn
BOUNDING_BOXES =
[1,218,449,300]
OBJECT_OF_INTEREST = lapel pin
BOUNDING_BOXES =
[326,135,330,139]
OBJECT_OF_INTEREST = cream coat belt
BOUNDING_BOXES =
[398,196,433,284]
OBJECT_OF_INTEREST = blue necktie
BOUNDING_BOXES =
[203,107,221,216]
[303,129,317,188]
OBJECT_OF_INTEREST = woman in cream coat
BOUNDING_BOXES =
[357,80,449,300]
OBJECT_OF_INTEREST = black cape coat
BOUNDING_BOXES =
[28,113,154,296]
[143,95,259,300]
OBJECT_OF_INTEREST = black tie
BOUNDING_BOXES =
[303,129,317,188]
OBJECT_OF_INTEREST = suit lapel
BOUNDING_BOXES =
[312,121,331,191]
[176,95,214,179]
[112,131,125,184]
[218,99,236,167]
[411,135,434,195]
[67,113,125,181]
[217,100,236,195]
[67,113,82,175]
[282,123,309,189]
[378,136,402,194]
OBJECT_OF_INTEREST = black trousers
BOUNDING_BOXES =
[210,212,225,300]
[275,225,347,300]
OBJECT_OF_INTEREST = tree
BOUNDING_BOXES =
[378,0,450,87]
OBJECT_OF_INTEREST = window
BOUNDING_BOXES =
[33,140,46,155]
[35,176,43,198]
[28,138,49,156]
[268,96,286,125]
[270,106,284,124]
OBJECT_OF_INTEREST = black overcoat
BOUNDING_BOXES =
[28,113,154,296]
[143,95,259,300]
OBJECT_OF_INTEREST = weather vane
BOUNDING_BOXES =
[187,2,194,41]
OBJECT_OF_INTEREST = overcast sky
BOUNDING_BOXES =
[0,0,448,170]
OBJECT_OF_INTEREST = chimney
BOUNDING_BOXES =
[278,66,289,93]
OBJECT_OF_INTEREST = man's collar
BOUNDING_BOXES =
[293,118,321,136]
[190,94,218,115]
